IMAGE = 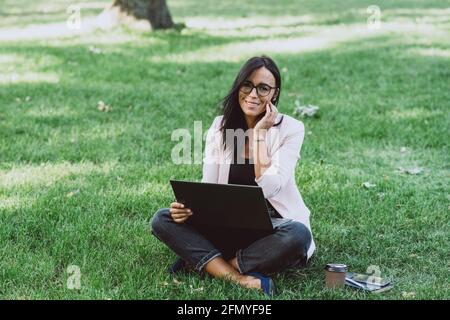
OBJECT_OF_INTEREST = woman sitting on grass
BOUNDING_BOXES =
[151,55,315,296]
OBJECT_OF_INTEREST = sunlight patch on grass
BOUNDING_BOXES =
[78,124,129,142]
[0,72,60,84]
[0,0,109,28]
[184,24,313,38]
[0,54,35,71]
[0,53,62,84]
[151,21,444,63]
[411,48,450,58]
[0,54,27,65]
[184,15,316,30]
[106,181,170,200]
[0,20,158,46]
[0,162,115,189]
[0,17,99,41]
[25,106,78,118]
[382,8,450,23]
[0,194,37,211]
[2,0,107,15]
[334,145,431,175]
[361,147,417,168]
[152,23,371,62]
[0,54,61,85]
[389,107,445,120]
[136,182,171,196]
[0,196,21,210]
[45,30,158,47]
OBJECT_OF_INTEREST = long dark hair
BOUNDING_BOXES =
[219,55,283,151]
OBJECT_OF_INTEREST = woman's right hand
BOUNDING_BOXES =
[170,202,193,224]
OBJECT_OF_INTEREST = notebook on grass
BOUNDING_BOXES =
[345,272,393,293]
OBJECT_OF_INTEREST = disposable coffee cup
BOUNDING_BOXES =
[325,263,348,288]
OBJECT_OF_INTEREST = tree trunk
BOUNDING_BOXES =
[112,0,174,29]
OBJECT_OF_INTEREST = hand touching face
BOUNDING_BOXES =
[254,100,279,131]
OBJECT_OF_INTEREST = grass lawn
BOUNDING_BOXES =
[0,0,449,299]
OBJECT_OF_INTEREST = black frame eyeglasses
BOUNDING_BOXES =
[239,81,277,97]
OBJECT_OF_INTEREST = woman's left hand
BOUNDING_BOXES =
[254,100,278,131]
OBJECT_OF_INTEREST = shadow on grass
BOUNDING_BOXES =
[0,33,448,166]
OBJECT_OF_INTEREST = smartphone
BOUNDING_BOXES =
[346,272,391,287]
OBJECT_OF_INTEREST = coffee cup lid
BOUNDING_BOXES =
[325,263,348,272]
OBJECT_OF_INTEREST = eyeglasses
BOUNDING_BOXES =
[239,81,277,97]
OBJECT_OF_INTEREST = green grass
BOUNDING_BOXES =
[0,0,449,299]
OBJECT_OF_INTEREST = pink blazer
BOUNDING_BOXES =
[202,113,315,259]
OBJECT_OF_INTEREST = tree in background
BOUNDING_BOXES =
[113,0,174,29]
[98,0,175,30]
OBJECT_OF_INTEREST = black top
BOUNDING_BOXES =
[228,144,282,219]
[228,155,257,186]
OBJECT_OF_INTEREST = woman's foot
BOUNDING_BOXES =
[241,272,276,297]
[228,257,240,272]
[236,274,261,290]
[204,257,274,295]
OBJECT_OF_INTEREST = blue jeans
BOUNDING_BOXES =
[150,208,312,275]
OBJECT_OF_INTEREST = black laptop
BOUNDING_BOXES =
[170,180,274,256]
